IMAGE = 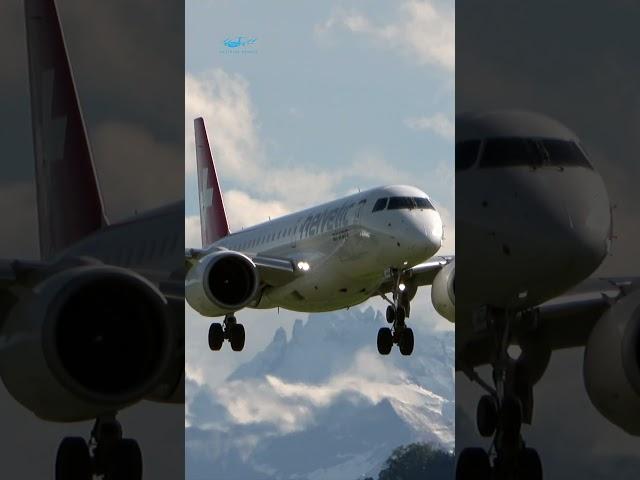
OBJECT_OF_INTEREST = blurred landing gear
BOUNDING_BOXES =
[208,314,245,352]
[56,415,142,480]
[456,448,491,480]
[456,308,543,480]
[378,269,414,355]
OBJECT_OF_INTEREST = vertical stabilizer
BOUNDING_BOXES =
[194,117,230,247]
[25,0,107,260]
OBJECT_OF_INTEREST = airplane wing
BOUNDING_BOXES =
[406,255,454,287]
[185,248,297,287]
[456,276,639,371]
[375,255,454,296]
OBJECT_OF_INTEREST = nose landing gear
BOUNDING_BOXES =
[456,308,543,480]
[55,415,142,480]
[208,314,245,352]
[377,269,414,356]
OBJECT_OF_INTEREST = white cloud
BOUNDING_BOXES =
[185,70,261,178]
[0,183,38,259]
[185,70,342,209]
[185,215,201,248]
[317,1,454,71]
[210,348,447,437]
[405,113,455,140]
[184,191,290,248]
[94,122,183,220]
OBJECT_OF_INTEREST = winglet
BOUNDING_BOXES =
[194,117,230,247]
[25,0,107,259]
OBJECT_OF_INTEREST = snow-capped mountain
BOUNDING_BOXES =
[186,306,454,480]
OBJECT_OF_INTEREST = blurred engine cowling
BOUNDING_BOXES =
[431,260,455,322]
[0,265,173,421]
[584,288,640,435]
[185,250,259,316]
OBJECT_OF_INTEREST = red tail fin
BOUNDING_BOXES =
[25,0,107,259]
[194,117,230,247]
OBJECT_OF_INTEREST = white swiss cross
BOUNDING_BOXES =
[199,167,213,211]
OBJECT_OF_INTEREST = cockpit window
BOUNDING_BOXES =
[540,139,592,168]
[372,198,388,212]
[387,196,434,210]
[456,140,481,171]
[481,138,536,167]
[480,138,593,170]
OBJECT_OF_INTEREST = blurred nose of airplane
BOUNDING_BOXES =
[563,177,611,272]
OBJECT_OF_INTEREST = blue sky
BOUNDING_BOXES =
[185,0,454,387]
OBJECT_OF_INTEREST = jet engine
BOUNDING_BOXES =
[431,260,455,322]
[584,288,640,435]
[185,250,260,316]
[0,265,173,422]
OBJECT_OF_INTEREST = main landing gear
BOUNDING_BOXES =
[456,308,543,480]
[56,414,142,480]
[377,268,414,356]
[208,313,245,352]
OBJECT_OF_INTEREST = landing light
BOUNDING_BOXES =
[297,261,310,272]
[399,283,406,292]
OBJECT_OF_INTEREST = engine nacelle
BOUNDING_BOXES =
[185,250,260,316]
[584,288,640,435]
[431,260,455,322]
[0,265,173,422]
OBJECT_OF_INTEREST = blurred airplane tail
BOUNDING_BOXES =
[25,0,107,260]
[194,117,230,247]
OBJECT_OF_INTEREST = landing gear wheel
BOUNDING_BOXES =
[56,437,91,480]
[385,305,395,324]
[398,327,414,356]
[208,323,224,351]
[230,323,245,351]
[477,394,498,437]
[517,447,543,480]
[456,447,491,480]
[105,439,143,480]
[377,327,393,355]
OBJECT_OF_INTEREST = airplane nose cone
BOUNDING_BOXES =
[528,168,611,281]
[404,210,442,258]
[563,182,611,275]
[426,210,444,250]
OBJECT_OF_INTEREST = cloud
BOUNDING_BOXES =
[185,68,454,214]
[185,70,341,208]
[185,190,290,248]
[185,70,261,178]
[93,122,183,220]
[405,113,454,140]
[205,349,448,439]
[0,182,38,259]
[317,0,454,71]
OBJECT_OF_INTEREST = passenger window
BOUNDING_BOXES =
[456,140,481,170]
[372,198,388,212]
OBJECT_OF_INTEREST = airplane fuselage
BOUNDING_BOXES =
[455,112,612,344]
[206,185,443,312]
[52,201,185,285]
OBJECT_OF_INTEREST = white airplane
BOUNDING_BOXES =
[454,110,639,480]
[186,118,454,356]
[0,1,183,479]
